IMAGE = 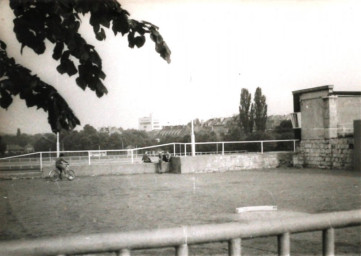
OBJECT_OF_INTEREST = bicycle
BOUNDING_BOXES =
[49,163,75,181]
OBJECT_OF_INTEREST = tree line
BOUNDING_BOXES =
[0,125,156,155]
[0,118,293,156]
[0,87,294,156]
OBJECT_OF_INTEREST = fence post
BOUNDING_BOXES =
[88,151,91,165]
[261,141,264,154]
[131,150,134,164]
[293,140,296,152]
[184,143,187,156]
[116,249,131,256]
[278,232,290,256]
[173,143,176,156]
[228,238,241,256]
[222,142,225,155]
[322,228,335,256]
[40,152,43,172]
[176,244,188,256]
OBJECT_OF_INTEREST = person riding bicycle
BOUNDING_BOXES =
[55,153,68,179]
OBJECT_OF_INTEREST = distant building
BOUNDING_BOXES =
[99,127,122,135]
[138,114,162,132]
[157,125,190,138]
[24,144,34,153]
[201,117,231,138]
[5,144,34,155]
[5,144,25,155]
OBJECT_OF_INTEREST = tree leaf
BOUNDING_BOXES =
[66,60,77,76]
[128,32,135,48]
[56,63,67,74]
[112,12,129,35]
[0,40,6,50]
[52,42,64,60]
[96,28,106,41]
[0,89,13,109]
[76,77,87,90]
[95,80,108,97]
[134,35,145,48]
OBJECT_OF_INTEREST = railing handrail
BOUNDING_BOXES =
[0,152,40,160]
[0,140,299,161]
[1,209,359,256]
[184,139,298,145]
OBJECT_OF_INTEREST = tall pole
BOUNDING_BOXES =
[191,119,196,156]
[56,71,60,158]
[56,132,60,157]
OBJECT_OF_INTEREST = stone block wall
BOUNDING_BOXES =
[42,162,157,177]
[294,138,354,169]
[170,152,294,174]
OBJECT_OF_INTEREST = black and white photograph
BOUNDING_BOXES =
[0,0,360,255]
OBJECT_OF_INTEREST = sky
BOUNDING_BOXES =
[0,0,360,134]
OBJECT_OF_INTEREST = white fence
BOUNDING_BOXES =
[1,209,360,256]
[0,140,298,171]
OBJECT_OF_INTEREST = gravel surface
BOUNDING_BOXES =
[0,168,360,255]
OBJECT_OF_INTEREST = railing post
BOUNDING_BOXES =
[176,244,189,256]
[228,238,241,256]
[261,141,264,154]
[131,150,134,164]
[222,142,225,155]
[174,143,176,156]
[322,228,335,256]
[184,143,187,156]
[293,140,296,152]
[88,151,91,165]
[116,248,131,256]
[278,232,290,256]
[40,152,43,172]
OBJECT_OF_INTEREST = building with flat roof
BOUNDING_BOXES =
[138,114,162,132]
[291,85,361,170]
[291,85,361,140]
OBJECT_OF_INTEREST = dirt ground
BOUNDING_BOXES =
[0,168,360,255]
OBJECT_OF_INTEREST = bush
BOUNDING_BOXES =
[245,131,276,152]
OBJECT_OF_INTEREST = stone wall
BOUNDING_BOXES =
[42,162,158,178]
[37,152,296,177]
[170,152,293,174]
[294,138,354,170]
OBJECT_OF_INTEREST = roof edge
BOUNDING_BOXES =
[331,91,361,96]
[292,85,333,95]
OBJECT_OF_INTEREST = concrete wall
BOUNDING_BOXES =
[300,97,325,140]
[354,120,361,171]
[337,97,361,136]
[294,137,354,170]
[42,162,158,177]
[170,152,293,174]
[41,152,294,177]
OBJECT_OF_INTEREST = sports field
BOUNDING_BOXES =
[0,168,360,255]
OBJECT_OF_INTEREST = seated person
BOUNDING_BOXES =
[142,152,152,163]
[162,151,171,162]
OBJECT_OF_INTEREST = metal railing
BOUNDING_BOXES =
[0,140,298,171]
[0,209,360,256]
